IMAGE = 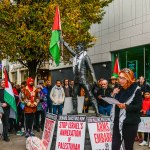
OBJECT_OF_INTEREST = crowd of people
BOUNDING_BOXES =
[0,72,149,149]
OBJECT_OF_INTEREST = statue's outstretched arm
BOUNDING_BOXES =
[61,39,76,56]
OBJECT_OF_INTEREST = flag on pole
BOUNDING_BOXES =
[3,67,17,120]
[49,6,61,65]
[112,57,120,78]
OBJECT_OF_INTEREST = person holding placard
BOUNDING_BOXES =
[111,68,142,150]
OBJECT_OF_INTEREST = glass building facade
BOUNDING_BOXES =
[112,45,150,83]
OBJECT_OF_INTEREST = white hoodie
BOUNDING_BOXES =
[50,85,65,105]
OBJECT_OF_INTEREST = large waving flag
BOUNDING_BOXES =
[49,6,61,65]
[3,67,17,120]
[112,57,120,78]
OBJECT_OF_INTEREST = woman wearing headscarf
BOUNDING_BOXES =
[111,68,142,150]
[21,77,39,138]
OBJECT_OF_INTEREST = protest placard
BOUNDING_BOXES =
[42,113,57,150]
[55,115,86,150]
[138,117,150,133]
[62,96,84,115]
[88,117,112,150]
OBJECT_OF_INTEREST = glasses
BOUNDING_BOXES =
[118,76,127,80]
[122,68,130,73]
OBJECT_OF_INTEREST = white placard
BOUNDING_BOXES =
[42,113,57,150]
[63,96,84,115]
[102,97,120,105]
[88,117,112,150]
[55,115,86,150]
[138,117,150,133]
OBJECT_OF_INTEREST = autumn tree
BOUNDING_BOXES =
[0,0,113,78]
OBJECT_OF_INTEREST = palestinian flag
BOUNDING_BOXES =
[3,67,17,120]
[112,57,120,78]
[49,6,61,65]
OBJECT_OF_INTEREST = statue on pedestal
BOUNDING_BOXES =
[61,39,100,116]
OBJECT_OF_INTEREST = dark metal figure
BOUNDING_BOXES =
[61,39,100,116]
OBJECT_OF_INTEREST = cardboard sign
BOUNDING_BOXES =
[63,96,84,115]
[55,115,86,150]
[88,117,112,150]
[138,117,150,133]
[42,113,57,150]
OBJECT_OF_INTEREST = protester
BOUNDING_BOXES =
[138,76,150,96]
[45,80,52,113]
[21,78,39,138]
[139,90,150,146]
[109,75,118,89]
[35,84,47,132]
[63,79,73,97]
[111,68,142,150]
[96,79,112,116]
[50,80,65,115]
[17,81,26,136]
[0,80,10,141]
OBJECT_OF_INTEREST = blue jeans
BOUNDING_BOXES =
[53,104,63,115]
[98,105,112,116]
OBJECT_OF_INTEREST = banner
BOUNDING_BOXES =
[138,117,150,133]
[55,115,86,150]
[63,96,84,115]
[88,117,112,150]
[42,113,57,150]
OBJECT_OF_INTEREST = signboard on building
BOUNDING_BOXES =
[42,113,57,150]
[55,115,86,150]
[88,117,112,150]
[138,117,150,133]
[127,60,138,78]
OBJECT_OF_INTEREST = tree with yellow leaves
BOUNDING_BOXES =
[0,0,112,78]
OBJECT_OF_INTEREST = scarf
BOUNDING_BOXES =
[73,51,87,73]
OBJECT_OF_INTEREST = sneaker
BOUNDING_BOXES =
[139,141,148,146]
[25,132,30,138]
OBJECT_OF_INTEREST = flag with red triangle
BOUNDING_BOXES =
[3,67,17,120]
[112,57,120,78]
[49,6,61,65]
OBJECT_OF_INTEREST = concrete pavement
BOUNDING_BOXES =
[0,131,148,150]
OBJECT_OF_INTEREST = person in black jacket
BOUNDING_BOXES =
[111,68,142,150]
[63,79,73,97]
[0,80,10,142]
[96,79,112,116]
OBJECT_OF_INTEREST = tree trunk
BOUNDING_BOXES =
[27,61,38,79]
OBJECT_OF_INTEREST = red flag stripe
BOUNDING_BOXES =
[3,67,9,88]
[52,6,61,30]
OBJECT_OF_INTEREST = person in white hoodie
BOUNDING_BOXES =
[50,80,65,115]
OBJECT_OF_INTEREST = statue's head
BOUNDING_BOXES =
[75,42,86,54]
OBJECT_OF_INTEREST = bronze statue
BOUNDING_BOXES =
[61,39,100,116]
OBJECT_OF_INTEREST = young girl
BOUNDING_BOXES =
[139,90,150,146]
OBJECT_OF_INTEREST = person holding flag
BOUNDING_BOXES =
[0,67,18,142]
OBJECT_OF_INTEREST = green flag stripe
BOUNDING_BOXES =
[4,90,17,112]
[49,30,60,65]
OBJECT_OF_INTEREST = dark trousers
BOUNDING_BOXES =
[35,110,45,130]
[2,108,10,138]
[144,133,150,141]
[25,113,34,133]
[53,104,63,115]
[112,123,138,150]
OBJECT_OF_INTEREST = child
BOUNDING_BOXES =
[139,90,150,146]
